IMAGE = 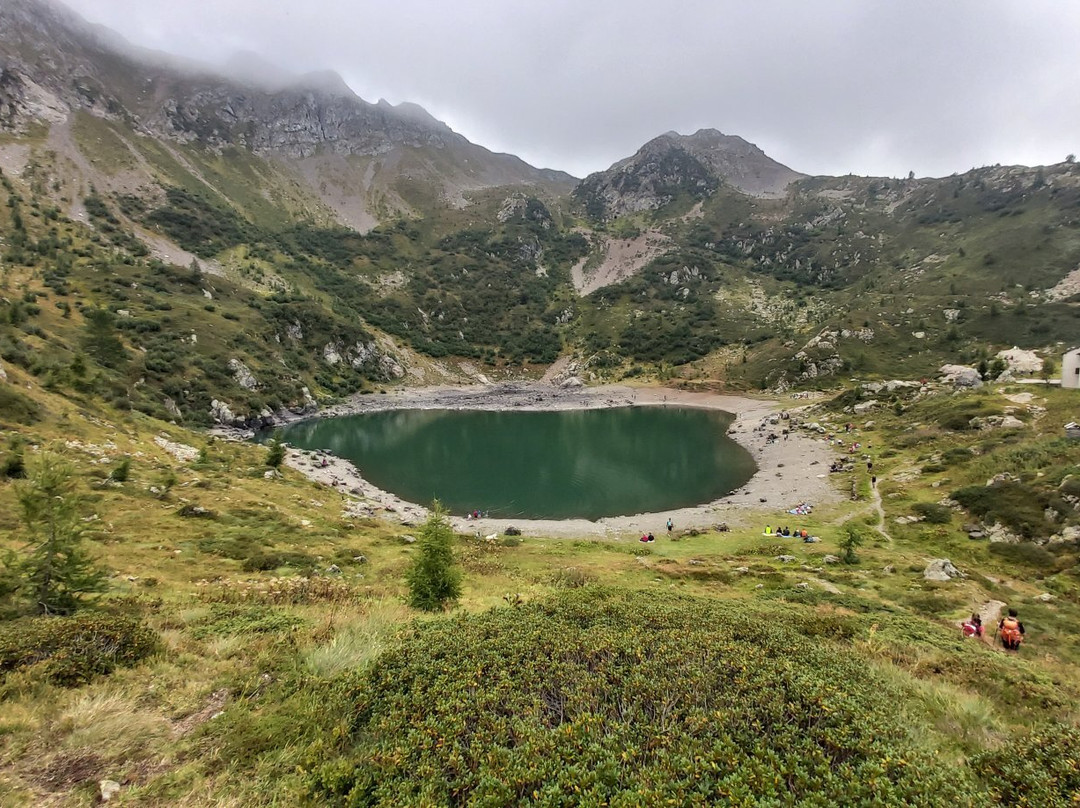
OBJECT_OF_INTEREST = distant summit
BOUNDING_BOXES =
[0,0,575,229]
[574,129,804,219]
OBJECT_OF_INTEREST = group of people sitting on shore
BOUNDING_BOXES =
[787,502,813,516]
[763,525,814,540]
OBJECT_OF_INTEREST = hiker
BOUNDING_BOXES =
[666,518,673,533]
[871,475,877,487]
[998,609,1025,651]
[961,613,983,638]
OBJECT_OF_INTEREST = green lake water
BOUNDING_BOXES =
[270,407,756,520]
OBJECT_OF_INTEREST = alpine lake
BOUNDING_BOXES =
[267,406,756,520]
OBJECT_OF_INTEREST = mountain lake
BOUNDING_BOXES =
[267,406,756,520]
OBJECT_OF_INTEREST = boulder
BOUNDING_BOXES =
[938,364,983,388]
[996,346,1042,374]
[227,358,259,390]
[986,522,1021,544]
[923,558,964,581]
[822,555,840,564]
[776,555,797,563]
[100,780,121,803]
[1036,592,1056,603]
[209,399,239,426]
[560,376,585,389]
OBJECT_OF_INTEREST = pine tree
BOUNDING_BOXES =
[6,454,107,615]
[406,503,461,611]
[265,439,285,468]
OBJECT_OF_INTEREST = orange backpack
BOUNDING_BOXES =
[1000,617,1022,646]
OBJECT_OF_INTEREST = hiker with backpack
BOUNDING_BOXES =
[998,609,1025,651]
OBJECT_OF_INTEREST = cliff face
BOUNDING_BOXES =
[0,0,573,226]
[574,129,805,219]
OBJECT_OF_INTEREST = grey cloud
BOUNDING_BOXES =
[60,0,1080,178]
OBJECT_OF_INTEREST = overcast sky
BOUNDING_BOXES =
[59,0,1080,179]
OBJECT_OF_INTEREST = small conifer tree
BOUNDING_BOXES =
[6,454,106,615]
[839,523,865,565]
[406,502,461,611]
[266,439,286,468]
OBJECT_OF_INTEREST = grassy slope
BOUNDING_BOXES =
[1,370,1079,804]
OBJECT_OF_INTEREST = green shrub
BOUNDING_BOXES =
[953,482,1054,539]
[241,551,317,572]
[943,447,974,464]
[0,384,41,426]
[306,590,982,807]
[0,613,159,686]
[973,723,1080,807]
[550,567,592,588]
[405,504,461,612]
[912,502,953,524]
[988,542,1058,571]
[109,456,131,482]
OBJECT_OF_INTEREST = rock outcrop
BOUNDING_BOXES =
[574,129,805,220]
[923,558,964,581]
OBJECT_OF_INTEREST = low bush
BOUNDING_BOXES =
[912,502,953,524]
[988,542,1058,571]
[549,567,593,588]
[307,589,982,806]
[0,613,159,687]
[973,723,1080,807]
[953,482,1055,539]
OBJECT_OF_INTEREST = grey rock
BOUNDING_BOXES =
[822,555,840,564]
[776,555,797,563]
[939,364,983,388]
[923,558,964,581]
[1036,592,1056,603]
[228,358,259,390]
[100,780,121,803]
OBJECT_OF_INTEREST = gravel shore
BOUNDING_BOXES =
[281,383,841,538]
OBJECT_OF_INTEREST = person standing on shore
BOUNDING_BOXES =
[666,518,673,534]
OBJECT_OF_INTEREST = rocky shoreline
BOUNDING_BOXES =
[255,382,842,539]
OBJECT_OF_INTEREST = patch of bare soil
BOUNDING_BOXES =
[171,688,229,737]
[572,230,672,295]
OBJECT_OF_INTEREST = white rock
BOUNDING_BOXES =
[923,558,964,581]
[100,780,121,802]
[939,364,983,388]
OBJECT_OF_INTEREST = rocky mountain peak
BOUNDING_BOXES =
[575,128,805,219]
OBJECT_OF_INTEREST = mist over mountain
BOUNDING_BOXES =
[0,0,1078,430]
